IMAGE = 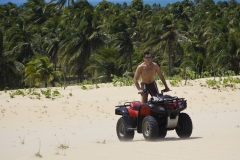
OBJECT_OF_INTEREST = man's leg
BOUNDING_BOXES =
[148,81,159,96]
[140,83,148,103]
[141,93,148,103]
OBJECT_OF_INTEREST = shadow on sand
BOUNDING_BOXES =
[160,137,202,142]
[133,137,202,142]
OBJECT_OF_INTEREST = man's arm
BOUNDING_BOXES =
[155,64,169,90]
[133,65,142,90]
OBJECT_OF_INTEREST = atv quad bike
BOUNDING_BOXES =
[115,90,193,141]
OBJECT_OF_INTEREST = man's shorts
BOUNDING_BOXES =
[141,81,159,96]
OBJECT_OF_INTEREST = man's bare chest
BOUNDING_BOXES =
[141,65,155,74]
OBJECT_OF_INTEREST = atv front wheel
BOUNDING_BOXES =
[142,116,159,140]
[116,117,134,141]
[175,113,193,138]
[159,127,167,138]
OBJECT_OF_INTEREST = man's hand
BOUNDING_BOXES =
[162,88,171,92]
[138,89,144,95]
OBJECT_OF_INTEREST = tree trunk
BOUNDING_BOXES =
[129,53,133,73]
[168,42,172,76]
[184,67,187,85]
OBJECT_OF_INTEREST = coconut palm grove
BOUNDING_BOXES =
[0,0,240,90]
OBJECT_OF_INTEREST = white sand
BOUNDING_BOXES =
[0,79,240,160]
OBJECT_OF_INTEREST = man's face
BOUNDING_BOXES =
[143,54,152,61]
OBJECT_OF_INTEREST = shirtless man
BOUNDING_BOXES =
[134,51,170,103]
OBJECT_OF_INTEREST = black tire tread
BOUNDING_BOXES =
[116,117,134,141]
[176,113,193,138]
[142,116,159,140]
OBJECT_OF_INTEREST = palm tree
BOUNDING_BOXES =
[109,16,134,73]
[0,2,20,30]
[130,0,143,11]
[225,2,240,74]
[59,0,102,82]
[86,47,121,83]
[0,29,25,90]
[226,30,240,75]
[20,0,54,25]
[145,11,180,76]
[5,16,35,64]
[54,0,75,9]
[25,56,62,87]
[41,15,63,71]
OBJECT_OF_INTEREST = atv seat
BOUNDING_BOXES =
[130,101,142,110]
[128,101,142,117]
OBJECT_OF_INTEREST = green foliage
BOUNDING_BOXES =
[15,89,25,96]
[80,85,88,90]
[9,92,15,98]
[9,89,25,98]
[223,78,229,85]
[1,0,240,90]
[169,75,183,87]
[112,75,134,87]
[25,56,62,88]
[27,88,41,99]
[186,70,196,80]
[41,88,61,99]
[52,90,61,97]
[41,88,52,98]
[206,79,219,87]
[205,76,240,89]
[82,79,94,85]
[223,77,240,85]
[8,87,63,99]
[79,80,100,90]
[233,78,240,84]
[202,72,211,78]
[227,70,236,76]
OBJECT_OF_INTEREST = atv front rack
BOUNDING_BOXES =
[115,101,141,108]
[149,95,187,114]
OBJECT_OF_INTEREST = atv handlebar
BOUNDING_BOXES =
[161,89,171,93]
[138,88,171,95]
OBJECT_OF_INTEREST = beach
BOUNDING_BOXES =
[0,78,240,160]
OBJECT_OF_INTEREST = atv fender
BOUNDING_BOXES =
[136,104,152,133]
[115,107,129,116]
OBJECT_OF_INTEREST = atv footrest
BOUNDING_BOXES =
[127,128,136,131]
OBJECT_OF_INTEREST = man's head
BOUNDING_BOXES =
[143,51,152,61]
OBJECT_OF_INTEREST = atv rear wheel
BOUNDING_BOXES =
[142,116,159,140]
[116,117,134,141]
[175,113,193,138]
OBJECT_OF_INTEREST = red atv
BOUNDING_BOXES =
[115,90,193,141]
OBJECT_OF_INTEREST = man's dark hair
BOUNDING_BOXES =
[143,51,151,58]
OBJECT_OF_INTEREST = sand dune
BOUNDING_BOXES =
[0,79,240,160]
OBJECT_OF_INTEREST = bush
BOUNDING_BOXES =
[112,75,133,87]
[169,75,183,87]
[206,79,218,87]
